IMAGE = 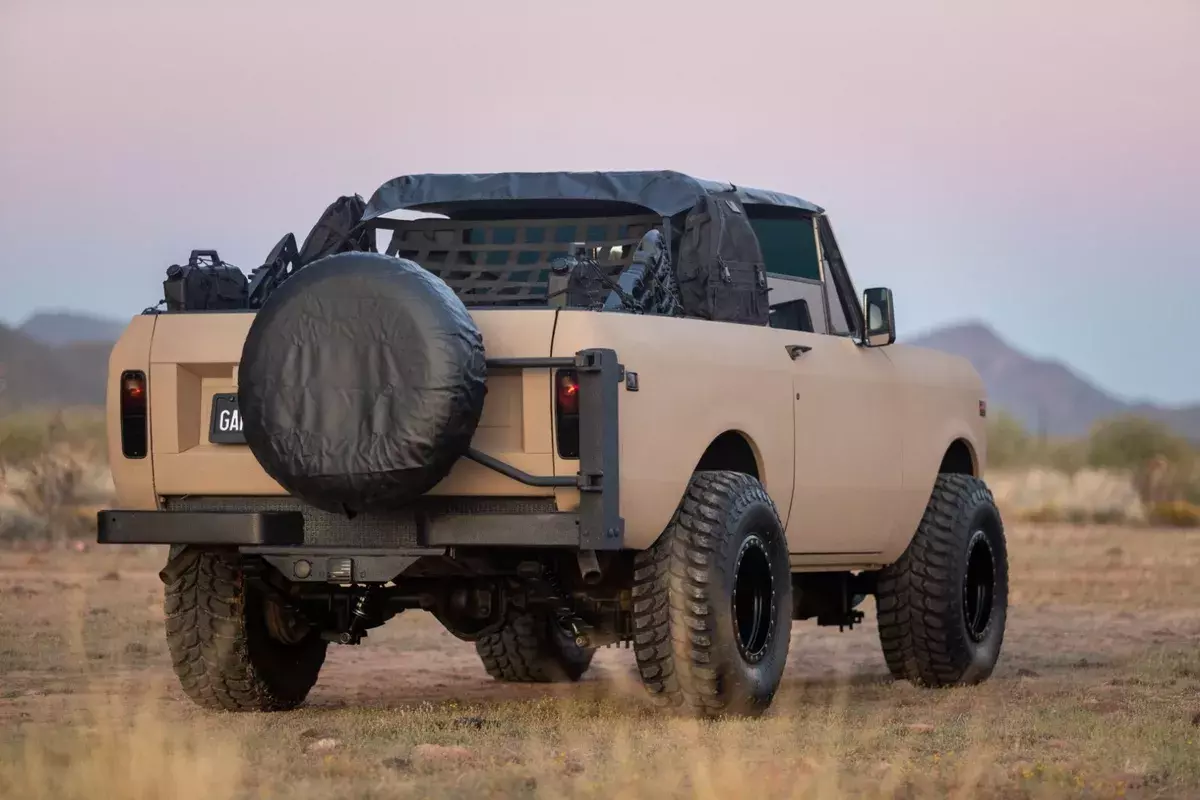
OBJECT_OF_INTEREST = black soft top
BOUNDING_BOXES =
[362,170,823,220]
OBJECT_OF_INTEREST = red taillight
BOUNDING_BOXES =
[555,369,580,459]
[121,372,146,412]
[120,370,148,459]
[557,371,580,416]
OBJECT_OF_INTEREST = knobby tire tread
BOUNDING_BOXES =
[475,612,594,683]
[163,548,326,711]
[875,473,1006,687]
[631,470,780,716]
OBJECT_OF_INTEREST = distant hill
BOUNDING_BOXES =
[0,323,110,412]
[908,322,1200,440]
[18,311,125,346]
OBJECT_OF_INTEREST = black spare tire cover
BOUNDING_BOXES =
[238,252,486,514]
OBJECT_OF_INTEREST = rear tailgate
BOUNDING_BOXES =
[142,308,558,499]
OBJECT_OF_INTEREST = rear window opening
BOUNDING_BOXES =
[373,209,662,307]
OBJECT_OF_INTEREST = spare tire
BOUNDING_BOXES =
[238,252,486,514]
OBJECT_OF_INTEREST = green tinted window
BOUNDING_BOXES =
[751,217,820,281]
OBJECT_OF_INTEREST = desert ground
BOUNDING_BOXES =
[1,523,1199,799]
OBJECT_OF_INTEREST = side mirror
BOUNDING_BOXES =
[862,287,896,347]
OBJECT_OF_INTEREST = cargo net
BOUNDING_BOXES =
[383,214,661,306]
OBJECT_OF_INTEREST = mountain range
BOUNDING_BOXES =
[0,313,116,412]
[907,324,1200,440]
[1,311,1197,440]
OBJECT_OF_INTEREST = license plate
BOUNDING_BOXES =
[209,393,246,444]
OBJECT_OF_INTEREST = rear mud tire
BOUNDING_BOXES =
[631,470,792,718]
[162,548,328,711]
[475,612,595,683]
[875,473,1009,687]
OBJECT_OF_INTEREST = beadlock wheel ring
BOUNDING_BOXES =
[732,533,776,664]
[962,528,996,643]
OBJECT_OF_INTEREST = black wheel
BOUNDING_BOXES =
[875,473,1008,687]
[475,611,595,683]
[631,470,792,717]
[162,548,327,711]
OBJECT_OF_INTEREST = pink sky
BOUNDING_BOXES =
[1,0,1197,402]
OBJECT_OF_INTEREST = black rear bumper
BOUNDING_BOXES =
[97,510,306,546]
[96,507,583,548]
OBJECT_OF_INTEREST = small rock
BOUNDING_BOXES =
[99,571,121,582]
[906,723,936,734]
[1016,668,1040,678]
[304,738,340,754]
[412,744,474,766]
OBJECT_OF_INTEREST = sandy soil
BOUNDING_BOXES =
[2,525,1199,799]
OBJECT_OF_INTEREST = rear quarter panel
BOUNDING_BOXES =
[877,342,988,563]
[551,310,797,550]
[106,315,157,509]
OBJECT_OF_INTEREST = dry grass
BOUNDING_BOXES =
[1,526,1199,799]
[0,409,110,544]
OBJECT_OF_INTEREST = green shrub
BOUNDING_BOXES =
[1064,507,1089,525]
[1147,501,1200,529]
[0,408,106,467]
[1090,508,1129,526]
[987,411,1035,469]
[1087,416,1193,471]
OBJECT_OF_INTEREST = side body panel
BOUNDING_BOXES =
[550,310,797,551]
[876,343,988,564]
[785,332,905,558]
[106,315,157,510]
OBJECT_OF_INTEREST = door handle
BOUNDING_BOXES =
[786,344,812,360]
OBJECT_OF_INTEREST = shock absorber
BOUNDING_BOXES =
[542,568,593,649]
[339,591,371,644]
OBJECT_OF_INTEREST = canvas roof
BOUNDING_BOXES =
[362,169,823,220]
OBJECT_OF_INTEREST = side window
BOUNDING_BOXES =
[749,216,820,281]
[816,216,862,339]
[765,277,828,334]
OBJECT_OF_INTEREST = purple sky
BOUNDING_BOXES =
[2,0,1197,403]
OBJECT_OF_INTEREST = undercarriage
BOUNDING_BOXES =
[170,543,872,650]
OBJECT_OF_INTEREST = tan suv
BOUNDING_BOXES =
[98,170,1008,718]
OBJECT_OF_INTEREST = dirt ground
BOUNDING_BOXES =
[1,524,1199,799]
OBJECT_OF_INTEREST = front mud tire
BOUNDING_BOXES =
[631,470,792,718]
[475,612,595,683]
[162,548,328,711]
[875,473,1009,688]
